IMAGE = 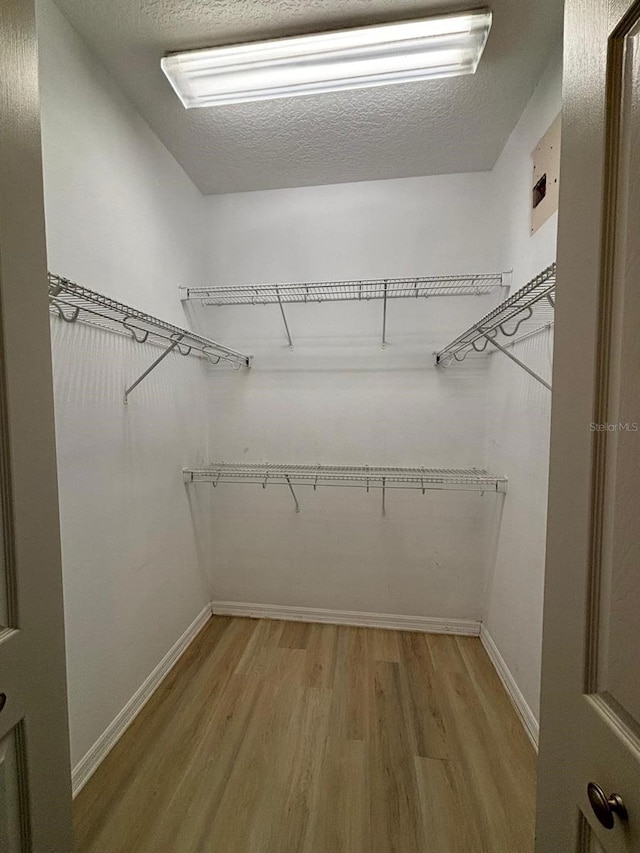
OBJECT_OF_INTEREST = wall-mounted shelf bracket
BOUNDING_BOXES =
[124,336,181,404]
[483,335,552,391]
[276,287,294,349]
[382,283,388,348]
[285,475,300,512]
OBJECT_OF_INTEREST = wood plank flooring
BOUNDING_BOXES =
[74,616,536,853]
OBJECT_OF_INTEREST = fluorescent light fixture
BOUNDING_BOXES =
[161,10,492,108]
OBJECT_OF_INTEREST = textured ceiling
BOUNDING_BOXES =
[52,0,563,194]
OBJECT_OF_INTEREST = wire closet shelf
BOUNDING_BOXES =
[184,463,508,515]
[180,272,509,349]
[49,273,251,402]
[435,263,556,389]
[180,273,508,305]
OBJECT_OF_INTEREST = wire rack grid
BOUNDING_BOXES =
[435,264,556,367]
[184,462,508,493]
[49,273,250,368]
[180,273,508,306]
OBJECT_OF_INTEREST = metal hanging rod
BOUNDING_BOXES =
[435,263,556,390]
[48,273,251,403]
[184,463,508,516]
[180,272,509,349]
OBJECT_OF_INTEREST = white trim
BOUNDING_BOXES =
[210,600,480,636]
[479,624,539,749]
[71,604,212,797]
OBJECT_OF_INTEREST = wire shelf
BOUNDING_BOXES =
[184,463,508,492]
[49,273,250,369]
[180,273,508,305]
[435,263,556,368]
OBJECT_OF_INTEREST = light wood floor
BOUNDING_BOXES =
[74,616,536,852]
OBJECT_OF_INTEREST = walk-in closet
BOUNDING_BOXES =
[22,0,563,848]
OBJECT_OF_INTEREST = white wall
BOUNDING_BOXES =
[37,0,212,770]
[196,47,562,720]
[195,175,506,620]
[201,173,501,282]
[484,44,562,727]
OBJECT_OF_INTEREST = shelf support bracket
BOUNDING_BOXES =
[382,281,388,348]
[124,337,182,404]
[285,475,300,512]
[484,335,552,391]
[382,478,387,516]
[276,287,293,350]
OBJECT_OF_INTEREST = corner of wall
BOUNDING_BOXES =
[482,42,562,726]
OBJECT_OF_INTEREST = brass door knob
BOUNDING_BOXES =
[587,782,628,830]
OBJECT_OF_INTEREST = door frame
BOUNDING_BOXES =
[0,0,74,848]
[536,0,635,849]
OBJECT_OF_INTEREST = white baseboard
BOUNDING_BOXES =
[71,604,212,797]
[479,625,539,749]
[210,600,481,636]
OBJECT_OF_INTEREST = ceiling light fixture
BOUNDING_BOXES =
[161,10,492,108]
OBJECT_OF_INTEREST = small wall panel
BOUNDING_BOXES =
[531,113,561,235]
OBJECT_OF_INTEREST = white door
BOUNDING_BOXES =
[537,0,640,851]
[0,0,74,849]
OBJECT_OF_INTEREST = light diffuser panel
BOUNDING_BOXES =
[161,10,492,108]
